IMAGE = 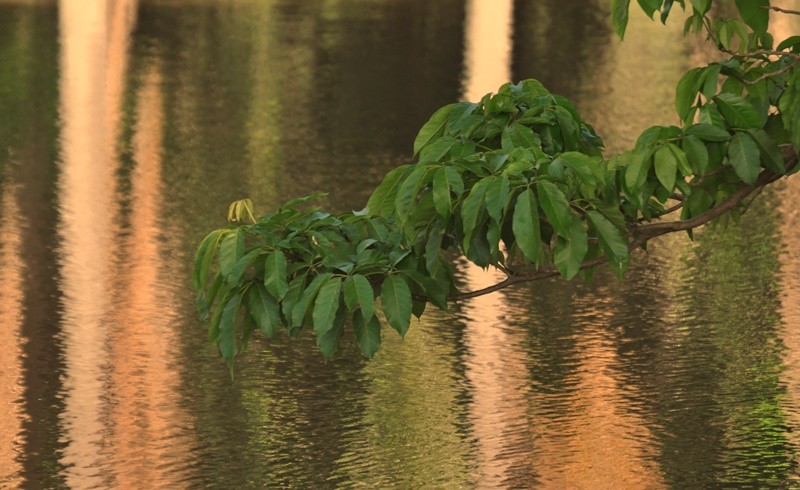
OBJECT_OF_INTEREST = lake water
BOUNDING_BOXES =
[2,1,800,488]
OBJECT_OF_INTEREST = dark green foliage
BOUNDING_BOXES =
[194,1,799,369]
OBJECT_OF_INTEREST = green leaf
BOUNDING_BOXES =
[586,211,629,278]
[414,104,455,156]
[367,165,410,217]
[777,36,800,51]
[654,145,677,191]
[219,229,244,281]
[690,0,710,14]
[193,229,224,290]
[395,165,430,222]
[432,167,452,218]
[553,215,588,280]
[353,311,382,358]
[381,275,412,337]
[714,93,763,129]
[625,150,652,192]
[419,137,456,164]
[536,181,572,237]
[685,123,731,142]
[555,152,598,185]
[735,0,769,35]
[675,68,704,120]
[461,178,490,251]
[485,176,510,222]
[637,0,662,18]
[218,293,241,365]
[312,276,342,336]
[682,134,709,174]
[660,0,674,23]
[264,250,289,301]
[501,123,542,151]
[748,129,786,174]
[512,189,543,266]
[666,142,692,176]
[612,0,631,39]
[247,283,281,338]
[728,132,761,185]
[343,274,375,321]
[425,222,444,276]
[291,272,334,328]
[227,250,259,285]
[281,274,307,325]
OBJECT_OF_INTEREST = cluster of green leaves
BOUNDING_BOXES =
[194,193,454,369]
[613,0,800,149]
[194,0,799,368]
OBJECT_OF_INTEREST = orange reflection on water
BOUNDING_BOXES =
[0,183,27,489]
[529,298,665,489]
[461,0,513,102]
[102,62,195,488]
[56,0,137,486]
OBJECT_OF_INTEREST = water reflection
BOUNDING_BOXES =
[56,0,135,486]
[2,0,800,487]
[0,181,26,489]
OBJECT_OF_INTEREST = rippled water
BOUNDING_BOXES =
[2,1,800,488]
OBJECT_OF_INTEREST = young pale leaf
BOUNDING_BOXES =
[353,311,382,358]
[714,93,763,129]
[264,250,289,301]
[432,167,452,218]
[586,211,629,278]
[512,189,543,266]
[536,181,572,237]
[612,0,631,39]
[312,276,342,336]
[728,132,761,185]
[367,165,410,217]
[414,104,456,156]
[553,215,588,280]
[654,145,677,191]
[381,275,412,337]
[734,0,769,35]
[343,274,375,321]
[247,283,281,338]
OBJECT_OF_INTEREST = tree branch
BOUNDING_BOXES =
[766,5,800,16]
[446,147,799,302]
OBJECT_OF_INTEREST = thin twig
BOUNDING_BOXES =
[766,5,800,16]
[743,59,800,85]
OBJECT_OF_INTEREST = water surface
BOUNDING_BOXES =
[1,1,800,488]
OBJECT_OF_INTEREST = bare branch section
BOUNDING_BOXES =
[447,147,799,302]
[767,5,800,16]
